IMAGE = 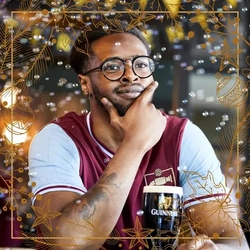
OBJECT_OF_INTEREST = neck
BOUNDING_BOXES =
[90,106,122,153]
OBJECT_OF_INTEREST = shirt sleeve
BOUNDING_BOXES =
[179,120,228,209]
[28,123,86,204]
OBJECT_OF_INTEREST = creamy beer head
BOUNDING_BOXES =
[143,185,183,196]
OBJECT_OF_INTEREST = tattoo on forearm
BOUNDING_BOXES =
[78,189,107,220]
[79,203,95,220]
[73,172,121,220]
[100,172,121,188]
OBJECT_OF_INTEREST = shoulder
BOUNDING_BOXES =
[51,112,89,134]
[33,122,69,139]
[29,123,80,169]
[164,115,209,144]
[162,114,189,141]
[29,123,76,151]
[166,116,189,129]
[179,119,219,168]
[181,120,212,147]
[52,111,86,125]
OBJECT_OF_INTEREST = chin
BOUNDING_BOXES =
[114,103,132,117]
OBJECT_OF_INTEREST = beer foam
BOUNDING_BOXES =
[143,185,183,195]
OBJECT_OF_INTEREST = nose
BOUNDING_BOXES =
[119,63,139,83]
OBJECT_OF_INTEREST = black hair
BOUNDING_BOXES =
[69,19,151,75]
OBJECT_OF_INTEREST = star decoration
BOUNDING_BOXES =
[90,14,124,33]
[32,199,62,232]
[241,55,250,80]
[0,135,24,166]
[210,38,243,71]
[126,11,156,33]
[122,216,154,249]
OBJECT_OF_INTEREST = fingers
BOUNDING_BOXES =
[136,81,159,105]
[101,97,119,122]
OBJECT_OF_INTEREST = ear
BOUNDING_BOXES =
[78,74,92,96]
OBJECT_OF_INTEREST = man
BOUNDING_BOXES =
[28,19,249,249]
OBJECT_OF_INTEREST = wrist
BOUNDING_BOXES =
[120,137,149,157]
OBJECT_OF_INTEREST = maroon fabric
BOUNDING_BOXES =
[49,111,188,250]
[0,210,21,247]
[0,178,21,247]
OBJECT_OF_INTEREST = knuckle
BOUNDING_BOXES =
[105,103,113,112]
[146,85,155,92]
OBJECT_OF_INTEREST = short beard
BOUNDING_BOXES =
[91,84,132,116]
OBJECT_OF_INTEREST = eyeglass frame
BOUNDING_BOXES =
[82,55,156,81]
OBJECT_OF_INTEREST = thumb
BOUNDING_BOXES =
[101,97,120,121]
[136,81,159,105]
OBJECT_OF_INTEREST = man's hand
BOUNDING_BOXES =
[178,235,219,250]
[101,81,167,153]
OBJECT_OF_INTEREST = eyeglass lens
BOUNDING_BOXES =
[102,56,155,80]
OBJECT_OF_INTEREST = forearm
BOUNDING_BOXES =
[53,142,146,249]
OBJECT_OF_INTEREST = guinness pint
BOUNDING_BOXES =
[142,186,183,250]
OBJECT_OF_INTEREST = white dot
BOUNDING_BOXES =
[137,210,144,216]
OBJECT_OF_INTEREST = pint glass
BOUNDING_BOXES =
[142,186,183,250]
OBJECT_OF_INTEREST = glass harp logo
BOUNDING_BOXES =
[158,196,172,210]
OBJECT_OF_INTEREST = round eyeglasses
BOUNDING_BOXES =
[82,56,156,81]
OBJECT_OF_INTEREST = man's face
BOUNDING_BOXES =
[87,33,154,116]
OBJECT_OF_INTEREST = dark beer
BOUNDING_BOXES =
[142,186,183,250]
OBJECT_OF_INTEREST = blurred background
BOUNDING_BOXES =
[0,0,250,248]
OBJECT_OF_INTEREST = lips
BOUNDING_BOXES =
[116,85,144,99]
[117,91,141,99]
